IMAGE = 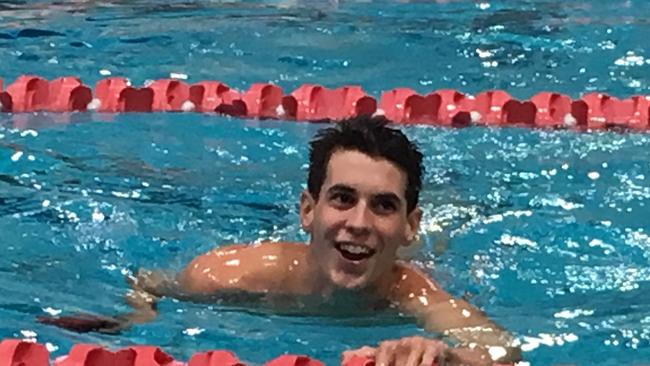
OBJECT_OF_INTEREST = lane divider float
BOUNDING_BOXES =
[1,75,648,130]
[0,339,519,366]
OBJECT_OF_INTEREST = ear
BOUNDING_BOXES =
[403,206,422,246]
[300,190,316,233]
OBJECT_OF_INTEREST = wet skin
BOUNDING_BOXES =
[43,150,520,365]
[135,151,519,365]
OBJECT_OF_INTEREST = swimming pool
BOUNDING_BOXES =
[1,0,650,365]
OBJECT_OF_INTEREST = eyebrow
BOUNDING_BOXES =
[327,184,403,205]
[327,184,356,195]
[373,192,401,204]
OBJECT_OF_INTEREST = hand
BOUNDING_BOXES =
[126,269,168,296]
[342,336,448,366]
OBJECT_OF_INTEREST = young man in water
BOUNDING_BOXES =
[41,116,520,366]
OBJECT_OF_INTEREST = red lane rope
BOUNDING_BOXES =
[1,74,648,130]
[0,339,515,366]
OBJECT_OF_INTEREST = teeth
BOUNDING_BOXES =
[340,243,371,255]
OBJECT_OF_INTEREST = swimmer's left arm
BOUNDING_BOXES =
[343,264,520,366]
[393,265,522,364]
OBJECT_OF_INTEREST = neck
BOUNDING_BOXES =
[304,246,334,296]
[305,248,400,300]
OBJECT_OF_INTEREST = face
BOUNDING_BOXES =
[300,149,421,291]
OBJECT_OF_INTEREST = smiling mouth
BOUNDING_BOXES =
[335,242,376,262]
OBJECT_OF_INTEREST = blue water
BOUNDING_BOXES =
[1,1,650,365]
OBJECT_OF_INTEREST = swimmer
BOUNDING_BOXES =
[39,115,521,366]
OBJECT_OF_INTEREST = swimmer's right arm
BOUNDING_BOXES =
[114,242,287,328]
[37,242,282,333]
[36,264,205,334]
[36,269,171,334]
[101,256,236,333]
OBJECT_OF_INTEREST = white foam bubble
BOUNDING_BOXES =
[20,129,38,137]
[170,72,188,80]
[11,151,23,162]
[470,111,482,123]
[554,309,594,319]
[183,327,205,336]
[87,98,101,111]
[181,100,196,112]
[563,113,577,127]
[45,343,59,353]
[275,104,285,117]
[488,346,507,361]
[92,209,105,223]
[588,171,600,180]
[20,330,37,338]
[42,307,61,316]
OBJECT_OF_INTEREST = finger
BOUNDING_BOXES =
[375,342,396,366]
[342,346,376,355]
[128,268,151,287]
[125,273,137,287]
[341,346,376,364]
[404,341,425,366]
[434,347,450,366]
[420,347,436,366]
[420,342,445,366]
[341,352,353,365]
[356,346,377,355]
[125,288,158,309]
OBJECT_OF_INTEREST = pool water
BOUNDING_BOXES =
[1,1,650,365]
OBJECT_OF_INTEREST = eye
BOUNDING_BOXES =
[373,197,398,214]
[329,191,356,207]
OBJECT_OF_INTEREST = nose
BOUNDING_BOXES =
[345,201,372,236]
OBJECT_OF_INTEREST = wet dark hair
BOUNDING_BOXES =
[307,115,424,213]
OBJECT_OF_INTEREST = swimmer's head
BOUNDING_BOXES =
[301,115,424,290]
[307,115,424,213]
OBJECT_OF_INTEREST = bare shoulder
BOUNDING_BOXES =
[179,241,308,294]
[391,262,451,305]
[391,265,516,356]
[392,262,500,333]
[203,241,306,258]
